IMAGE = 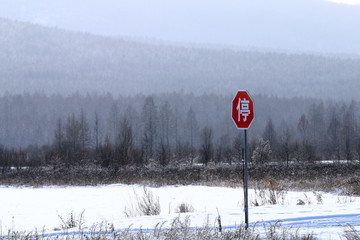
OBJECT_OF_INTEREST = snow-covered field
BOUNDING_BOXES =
[1,184,360,239]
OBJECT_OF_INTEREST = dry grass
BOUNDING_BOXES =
[261,220,316,240]
[124,187,161,217]
[342,224,360,240]
[251,178,286,207]
[0,217,319,240]
[137,187,161,216]
[57,210,85,230]
[2,163,360,198]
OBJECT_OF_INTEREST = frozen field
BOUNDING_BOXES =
[1,184,360,239]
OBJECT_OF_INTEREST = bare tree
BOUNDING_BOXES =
[107,102,120,144]
[297,114,309,147]
[263,117,277,157]
[64,113,81,166]
[100,135,112,168]
[252,138,271,165]
[340,101,357,161]
[326,104,341,160]
[79,109,90,151]
[125,104,141,148]
[54,118,63,151]
[158,101,172,167]
[65,113,81,152]
[308,102,325,155]
[115,115,134,166]
[93,112,101,149]
[159,101,174,150]
[141,96,158,164]
[185,107,199,165]
[232,132,243,163]
[215,134,232,165]
[278,121,293,167]
[200,126,213,166]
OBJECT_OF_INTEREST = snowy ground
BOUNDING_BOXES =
[1,184,360,239]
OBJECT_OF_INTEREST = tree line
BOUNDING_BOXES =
[0,92,359,172]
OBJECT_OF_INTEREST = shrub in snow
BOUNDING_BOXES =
[58,210,85,230]
[176,203,194,213]
[296,199,306,205]
[251,138,271,164]
[313,191,324,205]
[124,187,161,217]
[252,178,286,206]
[137,187,161,216]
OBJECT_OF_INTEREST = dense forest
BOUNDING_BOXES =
[0,92,359,172]
[1,17,360,175]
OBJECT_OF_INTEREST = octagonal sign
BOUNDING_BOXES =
[232,90,254,129]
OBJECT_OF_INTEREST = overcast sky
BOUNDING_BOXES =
[329,0,360,4]
[0,0,359,55]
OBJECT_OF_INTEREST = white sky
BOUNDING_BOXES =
[328,0,360,4]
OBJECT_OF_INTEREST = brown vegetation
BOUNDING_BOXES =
[1,162,360,196]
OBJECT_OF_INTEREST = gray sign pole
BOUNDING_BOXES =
[231,90,254,230]
[244,129,249,229]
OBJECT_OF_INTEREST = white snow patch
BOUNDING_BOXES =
[0,184,359,239]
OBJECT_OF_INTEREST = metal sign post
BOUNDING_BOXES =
[244,129,249,229]
[231,90,254,230]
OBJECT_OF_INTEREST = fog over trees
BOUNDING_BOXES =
[1,18,360,100]
[1,92,360,170]
[1,17,360,170]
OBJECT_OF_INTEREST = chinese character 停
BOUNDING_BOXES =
[237,98,250,122]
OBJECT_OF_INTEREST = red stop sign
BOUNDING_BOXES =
[232,90,254,129]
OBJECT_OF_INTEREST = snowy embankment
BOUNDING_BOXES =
[1,184,360,239]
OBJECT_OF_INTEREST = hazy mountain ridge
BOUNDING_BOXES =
[2,0,360,54]
[1,18,360,100]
